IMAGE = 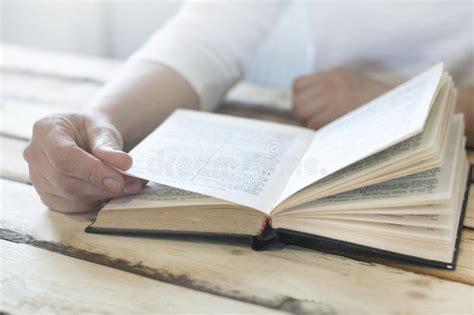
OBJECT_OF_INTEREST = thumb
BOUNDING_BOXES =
[88,126,133,171]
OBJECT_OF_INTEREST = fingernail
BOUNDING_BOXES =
[124,182,141,195]
[103,177,120,192]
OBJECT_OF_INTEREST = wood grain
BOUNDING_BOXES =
[1,44,119,83]
[1,179,472,314]
[1,72,100,109]
[342,229,474,285]
[0,100,65,140]
[1,240,274,314]
[1,44,473,313]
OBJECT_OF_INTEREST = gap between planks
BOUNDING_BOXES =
[0,240,278,315]
[1,45,474,311]
[1,178,473,315]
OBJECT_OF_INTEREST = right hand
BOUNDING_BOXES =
[23,111,145,213]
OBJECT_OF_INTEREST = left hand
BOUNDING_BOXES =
[292,67,393,129]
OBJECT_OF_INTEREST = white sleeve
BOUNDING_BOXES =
[130,1,287,111]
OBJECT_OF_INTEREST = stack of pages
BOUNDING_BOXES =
[87,64,471,269]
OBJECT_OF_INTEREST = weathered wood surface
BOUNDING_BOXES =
[1,134,473,284]
[1,44,120,83]
[1,179,473,314]
[351,229,474,285]
[1,44,474,313]
[2,72,100,109]
[0,100,62,140]
[0,240,276,315]
[0,136,29,183]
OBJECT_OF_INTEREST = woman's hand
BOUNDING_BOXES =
[23,111,145,213]
[292,67,393,129]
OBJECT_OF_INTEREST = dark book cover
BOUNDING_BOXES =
[86,166,472,269]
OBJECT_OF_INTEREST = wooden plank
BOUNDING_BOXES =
[1,179,472,314]
[217,103,295,125]
[1,240,273,314]
[1,72,100,109]
[0,44,292,113]
[343,229,474,285]
[0,100,297,142]
[0,100,61,139]
[0,136,29,183]
[1,44,120,83]
[225,82,291,111]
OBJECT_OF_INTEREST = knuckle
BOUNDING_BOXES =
[320,77,331,87]
[293,77,308,91]
[307,118,321,130]
[292,95,302,109]
[23,145,33,163]
[28,168,39,186]
[293,106,306,122]
[330,67,350,81]
[88,124,123,148]
[38,194,54,209]
[32,118,50,136]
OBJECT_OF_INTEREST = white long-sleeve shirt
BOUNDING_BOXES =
[131,1,473,111]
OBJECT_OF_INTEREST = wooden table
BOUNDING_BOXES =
[1,44,473,314]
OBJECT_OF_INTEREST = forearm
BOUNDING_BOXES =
[88,60,199,151]
[456,88,474,148]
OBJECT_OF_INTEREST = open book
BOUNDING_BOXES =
[87,64,471,269]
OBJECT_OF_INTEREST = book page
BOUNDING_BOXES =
[276,63,444,205]
[125,110,314,213]
[284,115,463,213]
[306,213,451,229]
[274,84,455,212]
[104,182,228,210]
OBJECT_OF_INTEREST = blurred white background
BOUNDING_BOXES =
[1,0,314,87]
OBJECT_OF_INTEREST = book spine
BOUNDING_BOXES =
[251,216,278,251]
[257,215,272,235]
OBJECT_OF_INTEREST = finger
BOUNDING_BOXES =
[293,89,325,117]
[59,173,125,198]
[123,176,147,195]
[294,96,330,123]
[44,137,125,194]
[87,124,132,171]
[293,75,314,93]
[29,168,100,212]
[293,83,326,108]
[306,110,337,130]
[41,190,103,213]
[31,147,145,198]
[293,73,325,93]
